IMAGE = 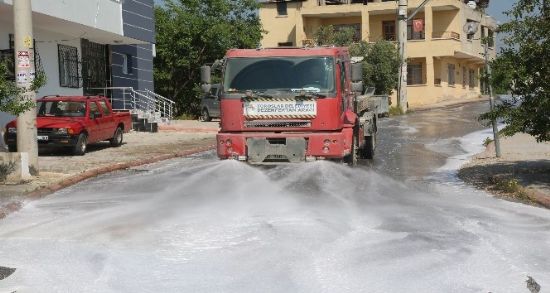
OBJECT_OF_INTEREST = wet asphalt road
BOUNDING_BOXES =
[374,102,490,181]
[1,102,549,293]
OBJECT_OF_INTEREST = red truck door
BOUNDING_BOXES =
[87,101,104,143]
[98,99,116,139]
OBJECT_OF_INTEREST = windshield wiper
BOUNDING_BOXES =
[289,88,326,98]
[239,90,273,99]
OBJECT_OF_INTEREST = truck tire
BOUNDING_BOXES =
[345,134,359,166]
[73,133,88,156]
[364,134,376,160]
[7,145,16,152]
[109,127,123,147]
[200,108,212,122]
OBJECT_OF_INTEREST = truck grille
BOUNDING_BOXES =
[244,120,311,128]
[38,128,55,135]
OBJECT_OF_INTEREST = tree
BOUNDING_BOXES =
[480,0,549,142]
[314,25,356,47]
[349,41,400,95]
[154,0,262,116]
[0,60,45,115]
[313,25,400,95]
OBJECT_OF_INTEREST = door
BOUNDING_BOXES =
[81,39,108,96]
[98,99,116,139]
[87,101,103,143]
[210,86,221,117]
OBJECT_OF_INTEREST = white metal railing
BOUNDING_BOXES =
[145,89,176,121]
[90,87,175,121]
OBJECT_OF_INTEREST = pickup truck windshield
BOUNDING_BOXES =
[37,101,86,117]
[224,56,335,97]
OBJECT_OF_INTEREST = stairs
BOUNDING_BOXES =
[93,87,175,132]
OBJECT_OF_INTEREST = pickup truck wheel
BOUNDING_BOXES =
[200,108,212,122]
[7,145,16,152]
[110,127,123,147]
[73,133,87,156]
[364,133,376,160]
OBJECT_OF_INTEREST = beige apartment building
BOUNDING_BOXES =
[259,0,498,107]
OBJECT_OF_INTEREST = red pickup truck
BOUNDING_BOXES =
[4,96,132,155]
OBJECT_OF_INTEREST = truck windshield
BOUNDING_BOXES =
[37,101,86,117]
[224,56,335,97]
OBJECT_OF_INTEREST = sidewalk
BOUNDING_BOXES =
[459,133,550,208]
[1,120,218,218]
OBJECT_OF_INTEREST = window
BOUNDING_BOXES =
[487,29,494,48]
[469,69,476,88]
[276,1,287,16]
[407,63,423,85]
[334,24,362,42]
[37,101,86,117]
[383,21,396,41]
[448,64,456,86]
[209,86,218,97]
[122,54,133,75]
[89,102,101,117]
[223,56,335,96]
[462,67,467,88]
[466,20,477,41]
[98,100,111,116]
[58,44,80,88]
[407,19,425,40]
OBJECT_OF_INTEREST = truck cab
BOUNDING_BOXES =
[203,47,377,165]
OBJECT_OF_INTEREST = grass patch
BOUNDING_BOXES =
[389,106,405,116]
[490,177,534,202]
[0,162,15,183]
[175,113,197,120]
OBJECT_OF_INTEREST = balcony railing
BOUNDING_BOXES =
[432,31,461,41]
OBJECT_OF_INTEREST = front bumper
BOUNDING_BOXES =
[5,133,79,148]
[217,129,353,163]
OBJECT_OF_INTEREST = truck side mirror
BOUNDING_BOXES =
[351,63,363,82]
[200,65,211,84]
[201,84,212,94]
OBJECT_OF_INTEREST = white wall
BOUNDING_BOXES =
[1,0,123,36]
[33,29,84,97]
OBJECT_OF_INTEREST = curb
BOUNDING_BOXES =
[409,99,487,113]
[0,144,216,220]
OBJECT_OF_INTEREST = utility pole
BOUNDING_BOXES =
[13,0,39,175]
[484,43,502,158]
[397,0,408,112]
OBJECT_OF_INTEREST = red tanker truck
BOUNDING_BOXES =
[201,47,378,165]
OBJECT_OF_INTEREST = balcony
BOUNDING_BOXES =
[432,31,461,41]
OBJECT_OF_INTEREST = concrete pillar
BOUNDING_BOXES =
[426,56,435,85]
[361,8,370,41]
[424,5,433,40]
[295,14,304,46]
[13,0,39,175]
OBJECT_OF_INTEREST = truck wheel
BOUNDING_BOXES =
[7,145,16,152]
[109,127,123,147]
[200,108,212,122]
[364,134,376,160]
[73,133,88,156]
[345,134,359,166]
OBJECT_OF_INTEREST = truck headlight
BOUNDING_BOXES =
[8,127,16,134]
